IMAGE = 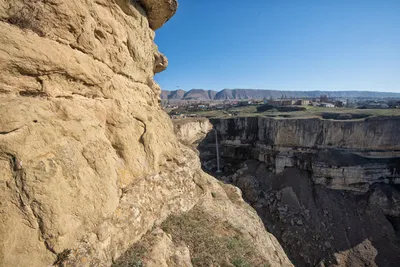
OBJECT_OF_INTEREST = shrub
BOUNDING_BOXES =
[111,244,147,267]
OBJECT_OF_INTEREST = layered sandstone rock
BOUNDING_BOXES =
[211,116,400,150]
[0,1,291,266]
[203,117,400,191]
[173,118,213,146]
[192,117,400,266]
[140,0,178,30]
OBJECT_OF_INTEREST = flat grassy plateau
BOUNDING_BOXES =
[170,106,400,120]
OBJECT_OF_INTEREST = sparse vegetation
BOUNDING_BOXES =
[256,104,306,113]
[321,112,370,120]
[232,258,252,267]
[53,249,71,266]
[161,206,267,267]
[111,243,147,267]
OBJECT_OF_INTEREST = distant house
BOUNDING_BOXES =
[281,100,296,106]
[295,100,310,106]
[319,103,335,108]
[267,99,277,105]
[268,99,295,106]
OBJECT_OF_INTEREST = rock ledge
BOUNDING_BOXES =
[140,0,178,30]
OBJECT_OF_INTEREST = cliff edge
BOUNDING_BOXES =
[0,1,291,266]
[198,117,400,266]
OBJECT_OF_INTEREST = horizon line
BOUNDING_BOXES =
[163,88,400,94]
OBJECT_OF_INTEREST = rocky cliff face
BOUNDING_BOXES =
[197,116,400,266]
[205,117,400,192]
[0,1,291,267]
[173,118,213,147]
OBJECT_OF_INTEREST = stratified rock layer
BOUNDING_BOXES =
[140,0,178,30]
[0,1,291,266]
[204,117,400,191]
[196,116,400,266]
[173,118,213,146]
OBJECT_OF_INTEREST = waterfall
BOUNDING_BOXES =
[215,129,221,173]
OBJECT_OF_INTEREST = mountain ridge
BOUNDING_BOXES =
[161,89,400,100]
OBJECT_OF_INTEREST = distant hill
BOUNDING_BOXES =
[161,89,400,100]
[162,89,186,100]
[162,89,217,100]
[183,89,218,100]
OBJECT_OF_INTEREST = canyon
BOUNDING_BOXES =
[176,116,400,266]
[203,117,400,192]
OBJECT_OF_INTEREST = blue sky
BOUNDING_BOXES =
[154,0,400,92]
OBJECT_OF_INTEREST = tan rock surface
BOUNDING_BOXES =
[0,1,292,266]
[207,117,400,191]
[139,0,178,30]
[173,118,213,146]
[154,51,169,73]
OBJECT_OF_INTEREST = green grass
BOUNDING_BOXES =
[173,105,400,120]
[281,106,400,118]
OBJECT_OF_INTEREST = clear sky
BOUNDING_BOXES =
[154,0,400,92]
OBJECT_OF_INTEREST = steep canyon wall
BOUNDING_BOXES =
[194,116,400,266]
[204,117,400,192]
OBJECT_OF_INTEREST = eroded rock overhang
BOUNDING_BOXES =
[139,0,178,30]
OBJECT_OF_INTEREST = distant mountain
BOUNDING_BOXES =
[160,90,171,99]
[183,89,217,100]
[161,89,185,100]
[162,89,217,100]
[161,89,400,100]
[170,89,186,99]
